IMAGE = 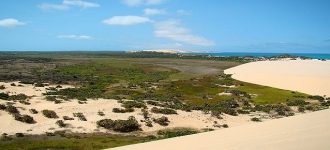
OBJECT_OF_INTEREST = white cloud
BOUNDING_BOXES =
[37,3,70,11]
[63,0,100,8]
[0,18,26,28]
[146,0,166,5]
[38,0,99,11]
[121,0,166,6]
[154,20,215,46]
[57,35,92,40]
[177,10,190,15]
[102,16,151,25]
[144,8,166,15]
[121,0,143,6]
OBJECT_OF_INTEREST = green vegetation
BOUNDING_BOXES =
[0,51,326,149]
[97,116,141,132]
[151,107,178,115]
[157,128,199,139]
[41,110,58,118]
[153,116,170,126]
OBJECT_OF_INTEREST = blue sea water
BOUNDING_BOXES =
[190,52,330,60]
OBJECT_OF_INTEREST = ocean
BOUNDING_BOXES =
[189,52,330,60]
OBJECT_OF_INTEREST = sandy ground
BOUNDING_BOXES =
[0,81,261,135]
[225,59,330,96]
[110,108,330,150]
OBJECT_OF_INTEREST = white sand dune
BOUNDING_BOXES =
[110,108,330,150]
[225,59,330,96]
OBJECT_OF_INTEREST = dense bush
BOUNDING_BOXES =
[63,116,74,120]
[15,133,24,137]
[0,92,9,100]
[0,104,6,110]
[73,113,87,121]
[0,85,5,89]
[122,101,146,109]
[96,116,140,132]
[308,95,325,101]
[6,105,19,114]
[286,100,310,106]
[151,107,177,115]
[34,82,44,87]
[251,117,261,122]
[153,116,170,126]
[41,109,58,118]
[56,120,66,127]
[45,96,57,101]
[157,129,198,138]
[9,94,28,100]
[237,109,250,114]
[13,114,35,124]
[112,108,134,113]
[29,109,38,114]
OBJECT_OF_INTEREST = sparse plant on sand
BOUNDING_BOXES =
[41,109,58,118]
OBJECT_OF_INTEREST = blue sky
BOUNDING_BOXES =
[0,0,329,53]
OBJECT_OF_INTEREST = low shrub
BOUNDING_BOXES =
[96,116,140,132]
[29,109,38,114]
[98,111,105,116]
[308,95,325,101]
[153,116,170,126]
[112,108,134,113]
[151,107,177,115]
[122,101,146,109]
[13,114,35,124]
[15,133,24,137]
[63,116,74,120]
[157,129,198,138]
[56,120,66,127]
[286,100,310,106]
[73,113,87,121]
[0,104,6,110]
[237,109,250,114]
[251,117,261,122]
[35,82,44,87]
[41,109,58,118]
[0,92,9,100]
[6,105,19,114]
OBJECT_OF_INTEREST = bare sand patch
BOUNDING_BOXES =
[225,59,330,96]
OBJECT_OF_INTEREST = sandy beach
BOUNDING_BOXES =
[225,59,330,97]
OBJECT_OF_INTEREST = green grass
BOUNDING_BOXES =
[237,81,309,104]
[0,135,154,150]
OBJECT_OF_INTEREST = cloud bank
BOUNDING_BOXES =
[38,0,99,11]
[0,18,26,28]
[154,20,215,46]
[102,16,151,25]
[122,0,166,6]
[57,35,92,40]
[144,8,167,15]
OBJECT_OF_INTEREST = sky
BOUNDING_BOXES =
[0,0,330,53]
